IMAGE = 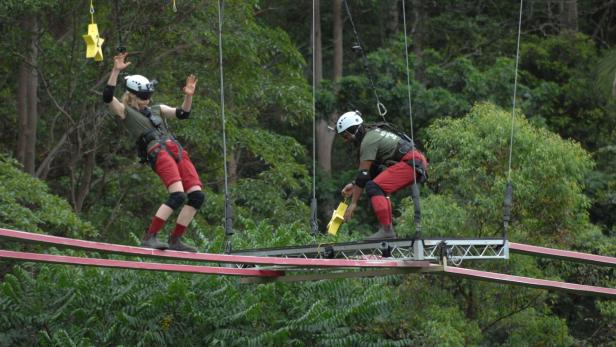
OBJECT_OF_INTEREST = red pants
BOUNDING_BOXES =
[150,140,202,190]
[370,150,428,225]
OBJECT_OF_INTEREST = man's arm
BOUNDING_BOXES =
[103,53,130,119]
[342,160,373,221]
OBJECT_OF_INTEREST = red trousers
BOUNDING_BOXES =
[370,150,428,225]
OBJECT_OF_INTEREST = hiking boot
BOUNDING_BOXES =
[364,225,397,240]
[141,232,169,250]
[168,236,198,253]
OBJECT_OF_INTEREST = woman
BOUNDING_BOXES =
[102,52,204,252]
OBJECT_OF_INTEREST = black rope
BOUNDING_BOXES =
[114,0,126,53]
[342,0,387,119]
[502,181,513,241]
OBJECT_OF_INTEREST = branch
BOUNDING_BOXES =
[480,293,543,333]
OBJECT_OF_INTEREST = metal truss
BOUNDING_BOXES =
[232,238,509,264]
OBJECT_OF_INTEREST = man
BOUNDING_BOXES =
[102,52,204,252]
[337,111,428,239]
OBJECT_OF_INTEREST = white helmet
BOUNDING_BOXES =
[125,75,156,100]
[336,111,363,134]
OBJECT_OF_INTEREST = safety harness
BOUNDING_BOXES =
[369,122,428,183]
[135,109,183,169]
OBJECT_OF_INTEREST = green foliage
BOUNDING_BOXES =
[501,308,574,347]
[423,102,594,243]
[0,155,95,238]
[1,1,615,346]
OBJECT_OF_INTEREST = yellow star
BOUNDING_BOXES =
[83,23,105,61]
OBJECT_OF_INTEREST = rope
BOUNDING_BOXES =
[507,0,523,181]
[401,0,416,181]
[217,0,234,253]
[342,0,387,119]
[310,0,319,237]
[114,0,125,53]
[401,0,422,241]
[502,0,523,241]
[89,0,95,24]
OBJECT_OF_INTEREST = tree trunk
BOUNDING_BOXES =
[316,120,335,173]
[74,149,95,214]
[386,1,399,38]
[228,148,238,185]
[16,17,39,175]
[316,0,343,174]
[16,63,28,166]
[313,0,322,85]
[612,71,616,99]
[410,0,426,82]
[332,0,343,85]
[560,0,578,33]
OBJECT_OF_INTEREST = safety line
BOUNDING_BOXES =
[309,0,319,236]
[401,0,415,150]
[507,0,524,181]
[0,250,282,277]
[342,0,387,118]
[217,0,234,252]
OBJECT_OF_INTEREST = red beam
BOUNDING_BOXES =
[510,242,616,267]
[0,228,429,269]
[444,266,616,298]
[0,250,282,277]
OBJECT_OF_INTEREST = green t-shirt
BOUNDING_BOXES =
[359,127,401,163]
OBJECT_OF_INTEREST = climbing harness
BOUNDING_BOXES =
[342,0,387,119]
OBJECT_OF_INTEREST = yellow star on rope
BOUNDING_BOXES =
[83,23,104,61]
[83,1,104,61]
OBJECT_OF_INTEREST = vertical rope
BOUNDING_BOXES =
[503,0,524,241]
[217,0,234,253]
[507,0,523,181]
[402,0,422,241]
[310,0,319,236]
[89,0,95,24]
[401,0,415,177]
[342,0,387,119]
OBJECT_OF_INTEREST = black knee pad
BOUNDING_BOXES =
[186,190,205,209]
[165,192,186,210]
[365,180,385,197]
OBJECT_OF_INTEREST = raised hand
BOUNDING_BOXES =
[183,74,198,96]
[113,52,131,71]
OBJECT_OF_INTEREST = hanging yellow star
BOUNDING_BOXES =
[83,23,104,61]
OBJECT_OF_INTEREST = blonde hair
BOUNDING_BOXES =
[121,91,151,109]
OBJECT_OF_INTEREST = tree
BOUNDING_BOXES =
[316,0,343,174]
[396,102,611,343]
[15,16,39,175]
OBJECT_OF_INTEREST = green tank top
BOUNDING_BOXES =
[121,105,170,150]
[359,128,401,163]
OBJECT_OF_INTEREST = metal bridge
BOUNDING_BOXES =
[0,228,614,297]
